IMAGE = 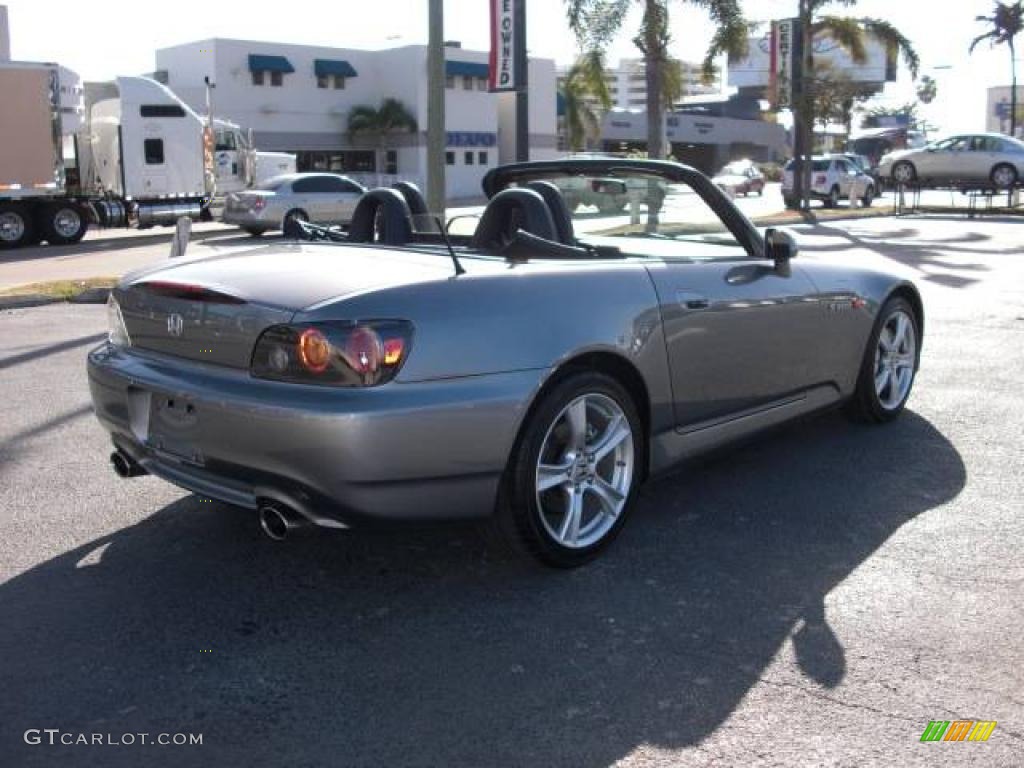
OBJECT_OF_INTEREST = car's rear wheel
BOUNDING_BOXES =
[845,296,919,423]
[862,185,875,207]
[825,185,839,208]
[282,209,308,237]
[891,161,916,185]
[0,203,33,250]
[243,227,267,237]
[990,163,1017,189]
[494,371,643,567]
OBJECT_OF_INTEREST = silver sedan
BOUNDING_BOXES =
[879,132,1024,188]
[222,173,366,236]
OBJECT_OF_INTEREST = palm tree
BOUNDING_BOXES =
[971,2,1024,138]
[565,0,748,160]
[790,2,919,209]
[915,74,938,105]
[346,98,419,176]
[561,52,612,152]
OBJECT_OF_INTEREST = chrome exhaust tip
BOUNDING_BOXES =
[258,503,305,541]
[110,451,145,478]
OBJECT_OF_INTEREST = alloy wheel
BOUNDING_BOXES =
[0,211,26,243]
[535,393,635,549]
[874,310,916,410]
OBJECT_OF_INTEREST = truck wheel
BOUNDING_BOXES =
[0,203,34,249]
[42,203,89,245]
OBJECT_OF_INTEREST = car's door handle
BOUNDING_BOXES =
[676,290,709,310]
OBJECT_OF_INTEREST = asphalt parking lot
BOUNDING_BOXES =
[1,215,1022,767]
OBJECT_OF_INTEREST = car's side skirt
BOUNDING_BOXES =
[647,385,842,474]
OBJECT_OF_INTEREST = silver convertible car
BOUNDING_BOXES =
[89,159,923,567]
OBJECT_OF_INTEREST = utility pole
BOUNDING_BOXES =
[426,0,446,215]
[515,0,529,161]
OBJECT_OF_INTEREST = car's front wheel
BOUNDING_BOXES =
[862,185,875,207]
[845,296,919,423]
[495,371,643,567]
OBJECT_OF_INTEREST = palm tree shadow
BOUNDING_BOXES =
[0,410,964,767]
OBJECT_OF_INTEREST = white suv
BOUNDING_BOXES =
[782,156,876,208]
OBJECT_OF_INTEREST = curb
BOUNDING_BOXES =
[0,287,111,311]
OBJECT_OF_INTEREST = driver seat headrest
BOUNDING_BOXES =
[471,188,557,252]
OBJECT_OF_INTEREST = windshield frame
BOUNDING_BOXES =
[481,159,766,259]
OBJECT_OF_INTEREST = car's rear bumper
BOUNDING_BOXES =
[88,343,543,526]
[221,209,278,229]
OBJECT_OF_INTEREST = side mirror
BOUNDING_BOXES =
[765,227,798,267]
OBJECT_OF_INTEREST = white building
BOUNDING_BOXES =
[156,38,558,200]
[604,57,721,109]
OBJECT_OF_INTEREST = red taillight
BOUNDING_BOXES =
[252,197,266,211]
[815,174,827,185]
[342,326,383,375]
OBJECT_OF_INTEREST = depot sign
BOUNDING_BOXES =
[489,0,519,91]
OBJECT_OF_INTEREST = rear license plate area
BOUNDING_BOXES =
[148,394,205,465]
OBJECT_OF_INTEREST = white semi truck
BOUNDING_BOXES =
[0,61,292,249]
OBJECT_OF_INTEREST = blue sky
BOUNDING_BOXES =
[2,0,1012,134]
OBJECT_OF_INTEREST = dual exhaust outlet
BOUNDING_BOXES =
[110,450,306,541]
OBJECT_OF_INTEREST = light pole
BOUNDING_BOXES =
[426,0,446,215]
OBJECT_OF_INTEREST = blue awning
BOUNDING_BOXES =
[248,54,295,74]
[446,60,489,79]
[314,59,358,78]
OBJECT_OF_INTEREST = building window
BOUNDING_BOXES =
[316,74,329,88]
[385,150,398,174]
[464,151,474,165]
[478,151,488,165]
[463,75,473,90]
[333,75,346,89]
[144,138,164,165]
[445,75,455,89]
[476,77,488,91]
[270,71,283,87]
[445,151,455,165]
[252,70,265,86]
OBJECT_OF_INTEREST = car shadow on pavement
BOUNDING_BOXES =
[0,410,965,767]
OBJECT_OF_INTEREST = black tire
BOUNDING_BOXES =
[243,227,267,237]
[783,195,798,209]
[862,186,875,207]
[844,296,920,424]
[990,163,1017,189]
[0,203,34,250]
[493,371,645,568]
[281,209,308,238]
[41,203,89,245]
[891,161,916,185]
[824,186,839,209]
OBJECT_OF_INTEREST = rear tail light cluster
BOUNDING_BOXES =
[251,197,266,212]
[251,321,413,387]
[815,174,827,186]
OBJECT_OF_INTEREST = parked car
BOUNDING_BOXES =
[223,173,366,236]
[782,156,877,208]
[712,160,765,197]
[90,158,922,567]
[878,133,1024,189]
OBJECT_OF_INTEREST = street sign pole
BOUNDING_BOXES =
[515,0,528,161]
[426,0,446,216]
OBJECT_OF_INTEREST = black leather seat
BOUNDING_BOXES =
[471,188,557,252]
[526,181,576,245]
[348,188,414,246]
[391,181,429,218]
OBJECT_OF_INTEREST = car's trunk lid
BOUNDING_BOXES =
[115,242,460,368]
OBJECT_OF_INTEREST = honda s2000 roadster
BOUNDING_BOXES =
[88,159,923,567]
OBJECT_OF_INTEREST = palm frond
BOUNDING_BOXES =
[814,16,868,64]
[863,17,920,79]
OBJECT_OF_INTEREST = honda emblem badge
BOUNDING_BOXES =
[166,313,184,337]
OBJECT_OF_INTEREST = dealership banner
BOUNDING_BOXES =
[770,19,796,110]
[489,0,519,91]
